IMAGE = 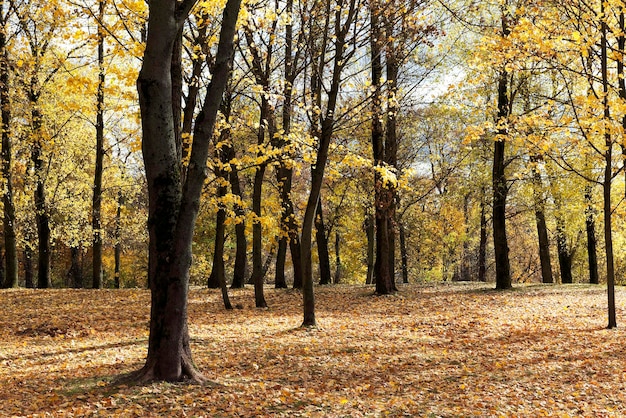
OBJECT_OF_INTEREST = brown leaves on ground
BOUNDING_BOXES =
[1,283,626,417]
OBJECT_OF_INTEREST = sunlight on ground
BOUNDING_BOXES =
[1,283,625,416]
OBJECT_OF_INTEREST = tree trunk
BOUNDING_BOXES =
[275,0,302,290]
[0,16,17,289]
[600,4,616,328]
[399,222,408,284]
[384,27,399,288]
[33,139,51,289]
[92,0,106,290]
[251,164,268,308]
[554,216,573,284]
[584,187,599,284]
[301,0,357,326]
[114,190,124,289]
[492,63,512,290]
[530,157,553,284]
[365,212,375,284]
[478,188,488,283]
[228,159,248,288]
[130,0,241,382]
[333,231,341,284]
[209,118,232,310]
[370,0,394,295]
[316,199,332,285]
[69,246,83,288]
[24,245,34,289]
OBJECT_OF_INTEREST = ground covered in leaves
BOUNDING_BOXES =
[1,283,626,417]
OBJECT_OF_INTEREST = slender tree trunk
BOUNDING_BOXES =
[399,221,409,284]
[600,2,616,328]
[370,0,394,294]
[114,190,124,289]
[228,159,248,288]
[208,116,233,311]
[584,187,599,284]
[275,0,302,289]
[316,199,332,285]
[301,0,357,326]
[384,31,399,289]
[365,212,375,284]
[24,245,34,289]
[478,189,488,282]
[530,157,553,284]
[251,164,268,308]
[554,216,573,284]
[32,140,51,289]
[333,231,341,284]
[92,0,106,290]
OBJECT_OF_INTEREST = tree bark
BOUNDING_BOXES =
[316,198,332,285]
[492,66,511,289]
[131,0,241,382]
[584,187,599,284]
[600,3,616,328]
[530,157,553,284]
[228,153,248,288]
[370,0,394,294]
[478,187,488,282]
[91,0,106,290]
[333,231,341,284]
[365,212,375,284]
[114,190,124,289]
[24,245,34,289]
[69,246,83,288]
[399,222,408,284]
[0,18,17,288]
[275,0,302,290]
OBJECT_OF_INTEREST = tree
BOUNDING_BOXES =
[0,0,17,288]
[300,0,359,327]
[131,0,241,382]
[91,0,106,289]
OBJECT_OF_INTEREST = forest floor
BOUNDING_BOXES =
[1,282,626,417]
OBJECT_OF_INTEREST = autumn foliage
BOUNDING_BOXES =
[1,283,625,416]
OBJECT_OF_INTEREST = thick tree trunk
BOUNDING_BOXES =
[316,199,332,285]
[130,0,241,382]
[0,21,17,289]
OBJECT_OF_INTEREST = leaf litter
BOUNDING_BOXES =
[0,283,625,417]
